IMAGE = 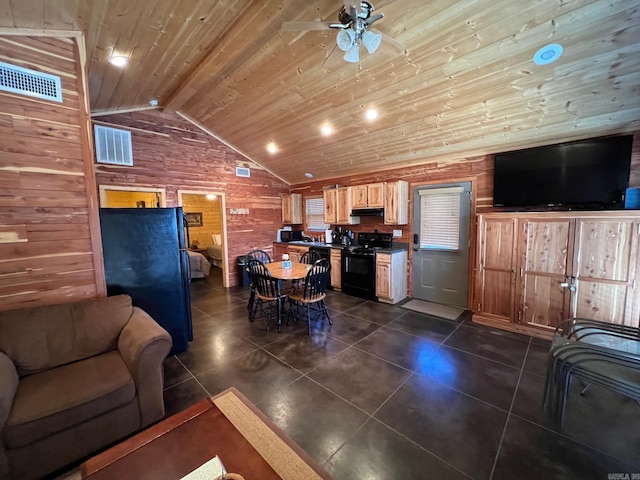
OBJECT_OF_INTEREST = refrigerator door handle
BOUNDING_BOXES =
[180,248,192,280]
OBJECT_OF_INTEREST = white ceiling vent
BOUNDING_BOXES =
[0,61,62,103]
[94,125,133,166]
[236,166,250,177]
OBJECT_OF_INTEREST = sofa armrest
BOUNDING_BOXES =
[117,307,172,428]
[0,352,18,476]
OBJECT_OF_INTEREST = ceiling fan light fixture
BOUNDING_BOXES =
[336,29,355,52]
[344,44,360,63]
[362,30,381,54]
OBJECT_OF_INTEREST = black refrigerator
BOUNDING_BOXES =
[99,207,193,355]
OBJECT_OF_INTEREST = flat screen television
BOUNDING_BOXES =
[493,135,633,209]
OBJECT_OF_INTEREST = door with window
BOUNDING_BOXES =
[411,182,471,308]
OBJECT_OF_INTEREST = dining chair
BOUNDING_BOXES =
[542,318,640,428]
[288,258,332,335]
[246,250,272,318]
[299,250,321,264]
[246,258,286,332]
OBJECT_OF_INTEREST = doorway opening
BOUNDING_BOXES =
[178,190,229,288]
[99,185,166,208]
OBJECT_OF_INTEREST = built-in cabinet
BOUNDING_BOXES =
[273,243,288,260]
[352,183,384,209]
[288,245,309,263]
[376,251,408,304]
[336,187,360,225]
[330,248,342,290]
[282,194,302,224]
[383,180,408,225]
[475,212,640,335]
[323,181,407,225]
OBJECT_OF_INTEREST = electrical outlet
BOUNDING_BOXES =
[393,229,402,237]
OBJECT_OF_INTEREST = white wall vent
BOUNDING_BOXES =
[94,125,133,166]
[0,61,62,102]
[236,166,250,177]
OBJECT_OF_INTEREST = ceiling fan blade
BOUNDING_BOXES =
[366,12,384,26]
[280,21,333,32]
[370,28,406,53]
[344,44,360,63]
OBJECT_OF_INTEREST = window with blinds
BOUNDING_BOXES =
[305,196,326,231]
[418,187,463,250]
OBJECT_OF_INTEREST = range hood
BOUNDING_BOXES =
[351,208,384,217]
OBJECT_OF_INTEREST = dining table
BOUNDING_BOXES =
[265,261,310,331]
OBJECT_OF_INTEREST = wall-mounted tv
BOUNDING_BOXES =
[493,135,633,209]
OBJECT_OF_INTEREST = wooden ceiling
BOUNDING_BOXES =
[2,0,639,185]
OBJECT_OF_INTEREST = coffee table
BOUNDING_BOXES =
[81,388,329,480]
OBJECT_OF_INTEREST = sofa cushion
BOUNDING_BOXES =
[4,350,136,449]
[0,295,133,376]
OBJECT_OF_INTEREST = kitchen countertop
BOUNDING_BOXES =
[274,241,409,253]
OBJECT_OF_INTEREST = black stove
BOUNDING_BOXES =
[341,232,393,300]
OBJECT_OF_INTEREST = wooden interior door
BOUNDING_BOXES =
[518,218,573,330]
[475,216,517,322]
[571,219,640,327]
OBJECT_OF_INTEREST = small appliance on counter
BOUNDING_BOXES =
[276,226,292,242]
[325,228,333,244]
[279,229,303,243]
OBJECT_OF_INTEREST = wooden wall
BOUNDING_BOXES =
[0,35,103,311]
[93,110,289,285]
[181,193,222,248]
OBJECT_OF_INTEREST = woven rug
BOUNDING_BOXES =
[211,388,329,480]
[401,299,466,321]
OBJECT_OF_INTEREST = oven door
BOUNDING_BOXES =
[341,250,376,300]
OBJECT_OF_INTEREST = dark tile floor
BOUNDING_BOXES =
[163,270,640,479]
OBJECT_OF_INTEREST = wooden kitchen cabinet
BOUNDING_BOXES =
[282,194,302,224]
[330,248,341,290]
[376,251,408,304]
[384,180,408,225]
[474,212,640,336]
[336,187,360,225]
[351,183,384,209]
[288,245,308,263]
[323,189,337,224]
[273,243,288,260]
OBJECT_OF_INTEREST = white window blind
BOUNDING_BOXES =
[419,187,463,250]
[305,196,325,231]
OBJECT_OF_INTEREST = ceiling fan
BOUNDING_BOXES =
[281,1,402,63]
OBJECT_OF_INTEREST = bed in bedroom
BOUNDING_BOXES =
[187,250,211,279]
[206,234,224,267]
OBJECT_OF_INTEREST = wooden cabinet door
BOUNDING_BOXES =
[518,218,573,330]
[281,196,291,223]
[376,254,391,299]
[476,216,517,322]
[367,183,385,208]
[273,243,288,260]
[336,187,359,224]
[571,218,640,327]
[330,249,341,290]
[384,180,408,225]
[324,189,337,224]
[351,185,367,209]
[288,246,307,263]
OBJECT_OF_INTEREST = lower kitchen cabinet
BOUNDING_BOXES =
[330,248,341,290]
[475,211,640,336]
[376,251,408,304]
[288,245,308,263]
[273,243,288,261]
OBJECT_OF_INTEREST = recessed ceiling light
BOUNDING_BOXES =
[321,124,333,136]
[365,109,379,121]
[304,172,314,178]
[266,142,278,154]
[533,44,563,65]
[108,55,129,68]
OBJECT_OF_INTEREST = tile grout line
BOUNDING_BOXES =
[488,337,532,480]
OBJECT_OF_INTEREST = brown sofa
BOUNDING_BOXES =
[0,294,172,480]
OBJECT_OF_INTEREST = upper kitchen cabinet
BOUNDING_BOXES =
[384,180,408,225]
[323,189,337,224]
[282,194,302,224]
[336,187,360,225]
[351,183,384,209]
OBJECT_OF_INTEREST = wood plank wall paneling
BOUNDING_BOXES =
[0,35,100,311]
[92,110,289,286]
